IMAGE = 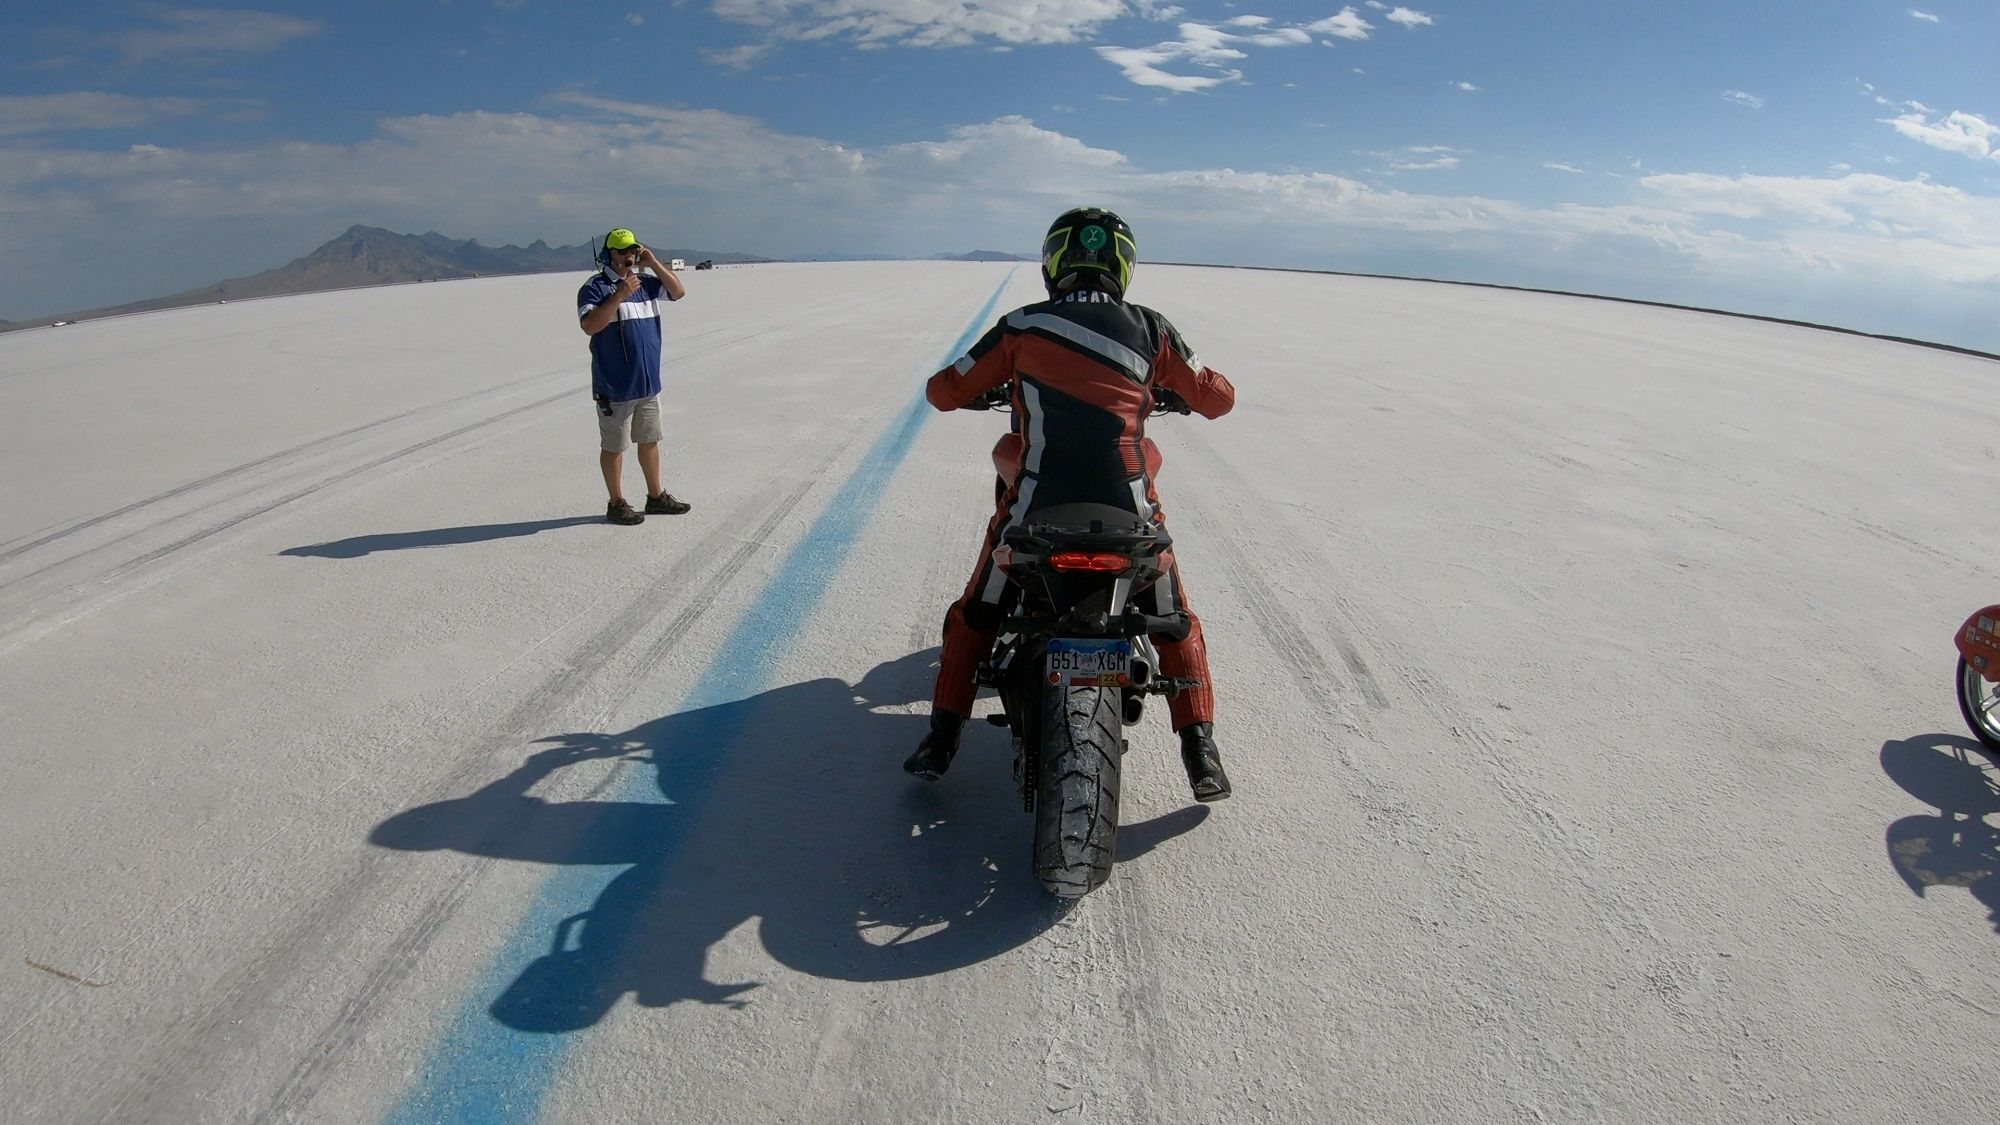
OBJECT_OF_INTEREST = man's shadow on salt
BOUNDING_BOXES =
[371,649,1207,1032]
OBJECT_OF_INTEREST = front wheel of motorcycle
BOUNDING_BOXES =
[1957,656,2000,751]
[1034,684,1123,897]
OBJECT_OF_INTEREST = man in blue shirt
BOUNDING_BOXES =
[578,227,689,525]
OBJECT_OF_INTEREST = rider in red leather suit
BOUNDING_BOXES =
[905,207,1237,802]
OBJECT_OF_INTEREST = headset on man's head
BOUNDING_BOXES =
[593,229,647,269]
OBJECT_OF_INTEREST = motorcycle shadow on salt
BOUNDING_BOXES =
[370,648,1208,1033]
[1881,734,2000,936]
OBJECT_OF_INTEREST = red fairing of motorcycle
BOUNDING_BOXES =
[1956,606,2000,684]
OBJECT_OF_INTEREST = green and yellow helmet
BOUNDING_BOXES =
[1041,207,1136,298]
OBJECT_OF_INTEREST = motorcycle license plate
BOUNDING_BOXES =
[1046,638,1132,687]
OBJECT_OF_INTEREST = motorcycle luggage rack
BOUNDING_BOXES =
[1001,502,1170,553]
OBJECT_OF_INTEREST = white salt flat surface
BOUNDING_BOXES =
[1,261,1996,1123]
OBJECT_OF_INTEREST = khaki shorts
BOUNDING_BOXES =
[596,395,663,452]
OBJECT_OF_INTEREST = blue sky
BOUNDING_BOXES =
[4,2,1999,351]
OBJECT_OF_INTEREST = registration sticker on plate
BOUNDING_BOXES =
[1046,637,1133,687]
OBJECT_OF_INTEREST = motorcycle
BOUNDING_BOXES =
[1955,605,2000,751]
[965,385,1198,898]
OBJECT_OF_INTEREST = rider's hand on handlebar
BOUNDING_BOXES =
[969,385,1012,411]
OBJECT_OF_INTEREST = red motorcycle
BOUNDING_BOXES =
[1954,606,2000,750]
[963,385,1198,897]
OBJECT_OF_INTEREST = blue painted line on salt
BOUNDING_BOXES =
[385,269,1016,1125]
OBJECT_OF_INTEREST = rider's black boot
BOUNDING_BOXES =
[1179,723,1232,802]
[903,710,966,781]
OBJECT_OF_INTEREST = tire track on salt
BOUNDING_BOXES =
[1167,423,1784,1069]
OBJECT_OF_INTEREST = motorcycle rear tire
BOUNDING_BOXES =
[1957,656,2000,751]
[1034,684,1123,897]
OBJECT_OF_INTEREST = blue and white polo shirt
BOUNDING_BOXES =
[578,268,667,402]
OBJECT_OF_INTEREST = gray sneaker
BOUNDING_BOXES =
[645,493,691,515]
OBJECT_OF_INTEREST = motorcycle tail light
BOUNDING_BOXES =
[1049,551,1131,573]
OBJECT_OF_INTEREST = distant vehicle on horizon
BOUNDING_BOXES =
[669,258,686,271]
[695,260,715,270]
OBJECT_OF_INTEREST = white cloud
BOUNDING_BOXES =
[879,115,1131,177]
[1096,44,1238,93]
[1368,144,1459,173]
[1391,154,1458,172]
[5,102,1999,335]
[1453,81,1480,92]
[1307,8,1374,41]
[0,92,217,137]
[111,9,322,64]
[709,0,1126,49]
[1097,18,1318,92]
[1723,90,1764,109]
[1637,170,2000,283]
[703,43,774,69]
[1384,8,1434,29]
[1223,24,1313,48]
[1883,109,2000,160]
[1175,20,1299,56]
[1909,9,1940,22]
[1545,161,1584,174]
[710,3,1404,89]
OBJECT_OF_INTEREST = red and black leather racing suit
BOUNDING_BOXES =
[925,289,1236,731]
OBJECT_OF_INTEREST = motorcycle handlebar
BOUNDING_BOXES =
[964,385,1190,415]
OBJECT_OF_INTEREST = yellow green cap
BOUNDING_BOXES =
[604,228,639,250]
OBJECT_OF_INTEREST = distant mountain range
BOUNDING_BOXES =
[0,230,1036,334]
[0,226,776,332]
[940,250,1033,262]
